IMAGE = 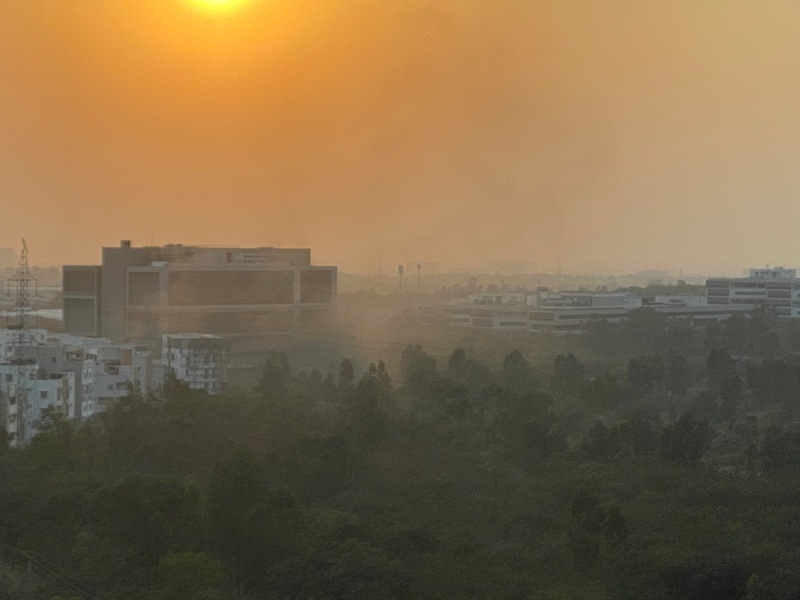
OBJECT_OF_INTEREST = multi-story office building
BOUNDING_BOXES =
[63,241,337,343]
[707,267,800,317]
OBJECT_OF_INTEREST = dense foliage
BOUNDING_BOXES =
[4,319,800,598]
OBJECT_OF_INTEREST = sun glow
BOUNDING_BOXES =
[183,0,255,16]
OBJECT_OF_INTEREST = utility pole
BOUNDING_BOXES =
[398,265,404,295]
[417,264,421,293]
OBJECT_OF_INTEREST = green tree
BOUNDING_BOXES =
[338,358,355,399]
[659,412,710,465]
[747,358,800,408]
[665,352,692,396]
[725,313,749,353]
[708,348,737,389]
[258,352,292,396]
[552,353,584,397]
[582,421,618,461]
[351,361,392,444]
[719,377,743,421]
[92,474,200,565]
[622,307,667,352]
[400,345,437,394]
[579,373,626,410]
[157,551,227,600]
[628,355,664,394]
[500,349,536,394]
[207,448,268,596]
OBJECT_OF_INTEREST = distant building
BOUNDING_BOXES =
[418,289,751,335]
[162,334,228,395]
[63,241,337,344]
[707,267,800,317]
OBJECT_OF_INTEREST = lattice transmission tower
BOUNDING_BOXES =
[5,239,37,360]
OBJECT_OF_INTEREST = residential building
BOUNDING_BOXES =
[0,329,48,360]
[0,360,75,447]
[88,344,152,413]
[162,333,229,394]
[3,330,153,422]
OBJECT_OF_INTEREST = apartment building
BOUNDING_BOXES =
[162,333,229,395]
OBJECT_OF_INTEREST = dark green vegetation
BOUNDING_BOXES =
[5,310,800,598]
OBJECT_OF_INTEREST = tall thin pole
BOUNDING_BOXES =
[398,265,403,295]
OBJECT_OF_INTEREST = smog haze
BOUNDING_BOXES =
[1,0,798,273]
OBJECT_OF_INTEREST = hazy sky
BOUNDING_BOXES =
[1,0,798,273]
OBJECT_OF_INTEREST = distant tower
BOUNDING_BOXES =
[5,239,37,359]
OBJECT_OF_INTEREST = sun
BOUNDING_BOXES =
[183,0,255,16]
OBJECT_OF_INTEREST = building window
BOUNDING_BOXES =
[40,391,48,400]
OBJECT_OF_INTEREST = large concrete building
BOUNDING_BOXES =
[63,241,337,344]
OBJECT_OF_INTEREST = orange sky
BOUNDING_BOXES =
[0,0,798,273]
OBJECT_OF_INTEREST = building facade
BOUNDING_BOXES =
[63,241,337,344]
[0,360,76,447]
[163,334,229,394]
[707,268,800,318]
[418,290,752,335]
